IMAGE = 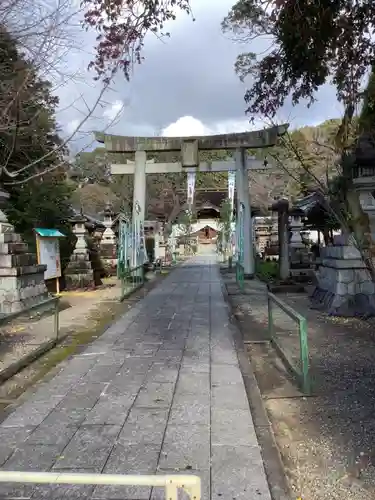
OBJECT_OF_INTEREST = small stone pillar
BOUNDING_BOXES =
[65,213,94,289]
[0,188,50,314]
[100,202,117,275]
[272,199,290,280]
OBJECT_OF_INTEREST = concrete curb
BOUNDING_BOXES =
[220,274,292,500]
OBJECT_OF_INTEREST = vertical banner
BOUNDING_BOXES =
[228,171,236,211]
[187,171,196,210]
[227,170,236,257]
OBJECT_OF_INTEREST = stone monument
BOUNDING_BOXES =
[65,213,94,289]
[0,189,50,314]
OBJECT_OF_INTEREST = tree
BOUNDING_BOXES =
[0,26,64,185]
[177,210,196,255]
[71,148,133,215]
[1,0,126,184]
[82,0,192,83]
[0,25,75,270]
[6,178,75,272]
[222,0,375,117]
[73,148,112,186]
[222,1,375,278]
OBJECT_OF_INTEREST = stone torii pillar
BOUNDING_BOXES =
[235,149,254,278]
[95,125,288,277]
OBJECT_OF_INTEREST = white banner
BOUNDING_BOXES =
[187,171,196,208]
[228,171,235,211]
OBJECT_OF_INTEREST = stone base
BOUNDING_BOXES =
[0,231,50,315]
[65,271,94,289]
[310,245,375,318]
[65,253,95,289]
[101,243,117,276]
[0,270,50,315]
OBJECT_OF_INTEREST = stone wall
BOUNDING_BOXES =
[311,245,375,317]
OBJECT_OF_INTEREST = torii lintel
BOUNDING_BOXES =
[94,124,289,154]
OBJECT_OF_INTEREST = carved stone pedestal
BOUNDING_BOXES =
[311,245,375,317]
[0,190,50,314]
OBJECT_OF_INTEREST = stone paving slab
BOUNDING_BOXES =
[0,256,272,500]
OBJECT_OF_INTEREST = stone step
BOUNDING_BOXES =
[0,264,46,277]
[0,253,38,268]
[0,242,29,255]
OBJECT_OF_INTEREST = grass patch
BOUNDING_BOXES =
[256,260,278,281]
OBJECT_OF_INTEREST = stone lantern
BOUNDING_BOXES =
[289,209,305,249]
[65,212,94,289]
[100,202,117,275]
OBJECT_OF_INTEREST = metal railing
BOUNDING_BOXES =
[267,292,311,395]
[119,264,145,301]
[0,471,201,500]
[0,296,60,383]
[236,261,244,290]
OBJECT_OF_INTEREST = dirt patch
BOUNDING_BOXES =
[0,271,169,415]
[222,269,375,500]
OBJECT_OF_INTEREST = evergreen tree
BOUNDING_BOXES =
[0,26,75,269]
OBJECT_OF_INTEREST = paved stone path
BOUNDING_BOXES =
[0,257,271,500]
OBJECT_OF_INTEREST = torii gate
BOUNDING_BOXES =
[95,125,288,277]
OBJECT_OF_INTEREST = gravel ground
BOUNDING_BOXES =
[222,270,375,500]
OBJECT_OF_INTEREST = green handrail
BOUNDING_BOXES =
[267,292,311,395]
[119,264,145,301]
[236,261,244,290]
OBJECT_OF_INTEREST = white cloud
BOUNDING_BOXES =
[103,100,124,121]
[161,115,268,137]
[162,116,210,136]
[65,118,80,135]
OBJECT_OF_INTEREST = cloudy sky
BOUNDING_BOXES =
[56,0,344,153]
